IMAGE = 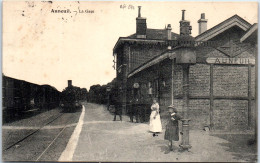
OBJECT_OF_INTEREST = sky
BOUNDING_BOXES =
[3,1,258,91]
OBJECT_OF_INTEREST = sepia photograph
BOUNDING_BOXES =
[2,1,258,162]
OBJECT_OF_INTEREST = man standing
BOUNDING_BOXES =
[135,96,141,123]
[107,94,111,110]
[129,97,137,123]
[113,93,122,121]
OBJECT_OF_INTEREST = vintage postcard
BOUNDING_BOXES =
[2,1,258,162]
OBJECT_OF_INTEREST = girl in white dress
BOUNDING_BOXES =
[149,98,162,137]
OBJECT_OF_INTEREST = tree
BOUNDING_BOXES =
[88,78,117,104]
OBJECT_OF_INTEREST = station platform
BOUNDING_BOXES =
[59,103,257,162]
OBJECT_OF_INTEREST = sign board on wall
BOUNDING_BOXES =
[206,58,255,65]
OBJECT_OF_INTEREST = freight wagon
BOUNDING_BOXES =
[2,75,60,122]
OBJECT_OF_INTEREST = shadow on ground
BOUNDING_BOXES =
[212,134,257,162]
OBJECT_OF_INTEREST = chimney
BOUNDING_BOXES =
[136,6,147,39]
[179,10,192,36]
[68,80,72,87]
[166,24,172,40]
[198,13,207,34]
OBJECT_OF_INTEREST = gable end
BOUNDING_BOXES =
[195,15,251,41]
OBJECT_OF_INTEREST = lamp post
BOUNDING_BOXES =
[176,10,196,151]
[180,64,192,150]
[174,47,196,151]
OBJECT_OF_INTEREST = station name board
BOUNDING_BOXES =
[206,57,255,65]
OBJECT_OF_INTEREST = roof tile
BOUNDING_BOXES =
[127,28,179,40]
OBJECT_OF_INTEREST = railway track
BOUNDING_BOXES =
[35,109,81,161]
[3,105,84,161]
[3,112,65,152]
[35,124,67,161]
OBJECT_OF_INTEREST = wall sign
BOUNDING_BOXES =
[206,57,255,65]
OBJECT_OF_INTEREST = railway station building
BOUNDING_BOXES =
[113,7,257,131]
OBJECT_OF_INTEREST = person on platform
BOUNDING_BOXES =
[149,98,162,137]
[164,105,182,151]
[129,98,136,123]
[107,94,111,110]
[130,95,140,123]
[113,94,122,121]
[134,96,140,123]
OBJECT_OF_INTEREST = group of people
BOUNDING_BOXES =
[110,95,182,152]
[128,97,147,123]
[110,95,146,122]
[149,98,182,151]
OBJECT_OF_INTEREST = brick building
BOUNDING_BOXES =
[113,7,257,131]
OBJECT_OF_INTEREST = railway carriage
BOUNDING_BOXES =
[2,75,61,122]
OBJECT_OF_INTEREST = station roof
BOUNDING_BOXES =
[128,15,255,78]
[128,49,176,78]
[240,23,258,43]
[113,28,179,52]
[127,28,179,40]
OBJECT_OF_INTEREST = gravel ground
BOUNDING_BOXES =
[2,106,82,161]
[72,103,257,162]
[2,107,63,150]
[3,108,62,127]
